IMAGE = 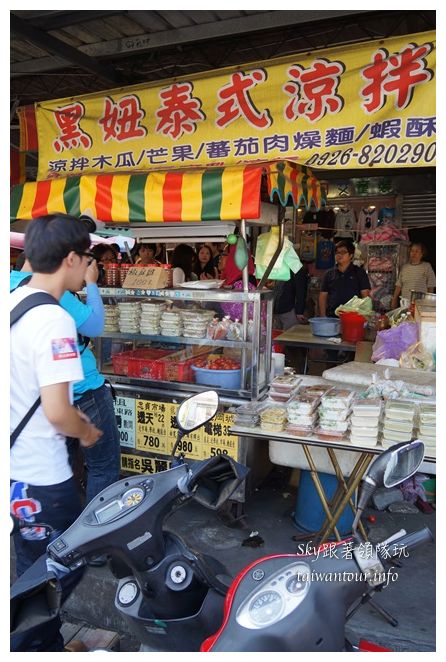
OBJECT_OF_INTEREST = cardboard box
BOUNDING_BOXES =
[122,266,169,289]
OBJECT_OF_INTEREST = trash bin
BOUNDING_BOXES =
[294,470,355,537]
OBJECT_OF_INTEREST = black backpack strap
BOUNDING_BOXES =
[10,292,59,327]
[10,292,60,448]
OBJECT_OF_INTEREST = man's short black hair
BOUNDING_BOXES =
[335,239,355,255]
[25,213,91,273]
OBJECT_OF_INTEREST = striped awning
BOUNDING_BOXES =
[10,161,322,223]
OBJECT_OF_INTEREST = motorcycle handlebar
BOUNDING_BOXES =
[384,527,433,558]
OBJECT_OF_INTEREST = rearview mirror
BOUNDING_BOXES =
[383,440,425,488]
[176,390,219,433]
[352,440,425,537]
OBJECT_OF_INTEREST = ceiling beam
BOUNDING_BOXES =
[11,10,371,77]
[10,13,121,86]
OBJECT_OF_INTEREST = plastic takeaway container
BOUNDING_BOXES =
[308,317,341,337]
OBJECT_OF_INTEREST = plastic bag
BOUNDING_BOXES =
[371,322,419,362]
[399,341,434,371]
[335,295,373,318]
[255,227,303,281]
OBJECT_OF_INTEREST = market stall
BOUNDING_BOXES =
[229,369,436,542]
[10,159,322,503]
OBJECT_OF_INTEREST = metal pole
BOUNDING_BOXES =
[240,219,248,389]
[256,206,285,290]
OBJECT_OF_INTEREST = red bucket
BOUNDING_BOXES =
[272,329,285,354]
[339,312,366,343]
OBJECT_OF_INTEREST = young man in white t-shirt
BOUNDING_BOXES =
[10,214,102,584]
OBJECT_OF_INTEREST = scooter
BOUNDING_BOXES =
[11,390,433,652]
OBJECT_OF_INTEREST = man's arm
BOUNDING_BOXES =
[319,291,328,317]
[40,382,101,447]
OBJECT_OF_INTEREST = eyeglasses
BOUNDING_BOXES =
[76,251,96,265]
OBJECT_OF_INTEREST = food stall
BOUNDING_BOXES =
[10,160,323,505]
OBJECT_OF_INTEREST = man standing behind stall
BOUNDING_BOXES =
[10,214,101,579]
[319,239,370,317]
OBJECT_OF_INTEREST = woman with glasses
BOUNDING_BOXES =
[319,239,370,318]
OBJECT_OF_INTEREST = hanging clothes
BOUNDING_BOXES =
[334,207,357,239]
[357,207,379,235]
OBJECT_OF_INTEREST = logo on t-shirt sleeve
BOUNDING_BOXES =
[51,337,78,360]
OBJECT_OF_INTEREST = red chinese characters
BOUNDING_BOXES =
[283,59,345,123]
[99,95,147,142]
[216,69,271,129]
[53,102,92,152]
[155,82,205,139]
[361,43,434,113]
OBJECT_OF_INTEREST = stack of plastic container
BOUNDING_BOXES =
[118,301,141,333]
[349,399,382,447]
[316,388,356,439]
[139,301,167,335]
[285,394,320,436]
[160,310,183,337]
[103,304,120,332]
[382,400,416,448]
[268,374,301,403]
[260,405,288,432]
[181,310,215,338]
[416,403,436,452]
[232,401,264,428]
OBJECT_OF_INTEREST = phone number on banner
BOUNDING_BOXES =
[305,142,436,169]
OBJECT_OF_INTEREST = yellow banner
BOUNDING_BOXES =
[35,31,435,179]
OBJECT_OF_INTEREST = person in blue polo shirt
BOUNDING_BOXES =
[319,239,370,318]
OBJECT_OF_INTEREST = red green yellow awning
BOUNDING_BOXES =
[10,161,322,223]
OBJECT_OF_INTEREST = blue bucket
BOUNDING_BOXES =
[294,470,355,537]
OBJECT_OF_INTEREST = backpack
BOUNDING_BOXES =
[10,292,59,448]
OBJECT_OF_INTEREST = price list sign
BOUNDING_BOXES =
[135,399,177,455]
[114,396,136,449]
[201,412,238,460]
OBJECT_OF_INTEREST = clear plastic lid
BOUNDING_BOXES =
[351,399,383,416]
[301,384,332,397]
[385,400,416,419]
[419,422,436,436]
[270,375,302,391]
[382,429,413,442]
[320,388,356,410]
[318,419,349,432]
[384,419,414,433]
[350,415,380,428]
[318,407,351,422]
[287,395,320,414]
[349,434,378,446]
[418,403,436,422]
[350,425,379,438]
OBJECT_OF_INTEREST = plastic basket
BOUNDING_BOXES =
[111,350,133,375]
[158,348,211,382]
[127,348,175,379]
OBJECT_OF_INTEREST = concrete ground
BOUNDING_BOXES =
[50,465,436,653]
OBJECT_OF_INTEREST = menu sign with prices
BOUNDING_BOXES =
[122,266,169,290]
[114,395,136,449]
[115,398,240,473]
